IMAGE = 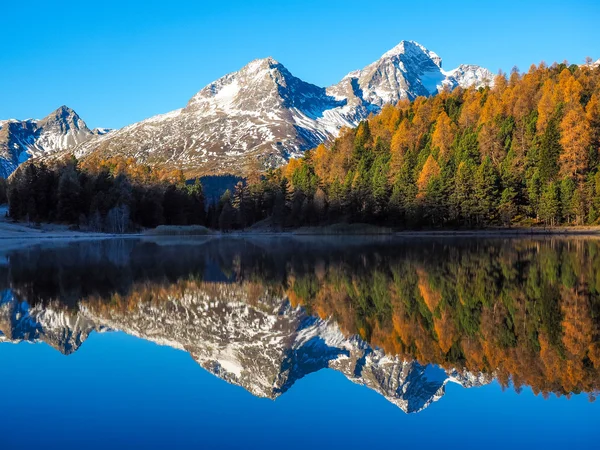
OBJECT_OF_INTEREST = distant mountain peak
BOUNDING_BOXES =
[38,105,87,129]
[244,56,280,71]
[0,105,104,177]
[52,104,77,115]
[381,40,443,68]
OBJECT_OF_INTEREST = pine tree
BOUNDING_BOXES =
[451,161,477,225]
[57,166,82,223]
[218,189,235,231]
[370,154,390,218]
[232,181,250,229]
[539,182,562,226]
[539,113,563,183]
[474,157,500,225]
[499,187,518,226]
[560,177,576,223]
[353,121,372,163]
[186,178,206,225]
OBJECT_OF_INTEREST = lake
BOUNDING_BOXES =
[0,236,598,449]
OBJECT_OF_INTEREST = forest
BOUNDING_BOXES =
[257,60,600,229]
[4,60,600,231]
[5,156,206,232]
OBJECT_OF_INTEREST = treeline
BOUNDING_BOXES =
[4,155,266,232]
[7,157,206,232]
[239,60,600,228]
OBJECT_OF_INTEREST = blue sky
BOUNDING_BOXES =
[1,0,599,130]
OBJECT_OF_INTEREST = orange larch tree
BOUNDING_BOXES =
[559,106,591,178]
[431,111,456,158]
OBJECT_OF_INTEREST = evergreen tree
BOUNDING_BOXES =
[352,121,372,163]
[451,161,477,225]
[474,157,500,225]
[186,178,206,225]
[539,182,562,226]
[218,189,235,231]
[57,166,82,223]
[560,177,576,223]
[539,113,563,183]
[499,187,518,226]
[370,154,390,218]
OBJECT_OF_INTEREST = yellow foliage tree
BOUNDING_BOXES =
[559,106,591,178]
[459,90,482,128]
[537,79,559,133]
[312,143,330,183]
[431,111,456,157]
[284,158,302,181]
[417,155,441,198]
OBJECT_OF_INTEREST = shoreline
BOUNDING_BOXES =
[2,208,600,241]
[3,226,600,239]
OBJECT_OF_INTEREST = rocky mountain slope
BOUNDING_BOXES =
[0,106,110,178]
[0,283,489,413]
[68,41,493,176]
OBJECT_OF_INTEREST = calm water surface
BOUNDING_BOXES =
[0,236,598,449]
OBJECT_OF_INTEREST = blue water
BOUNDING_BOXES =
[0,331,596,450]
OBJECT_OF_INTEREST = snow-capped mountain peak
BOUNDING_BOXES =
[3,41,493,177]
[0,106,110,177]
[335,40,453,108]
[381,40,443,68]
[443,63,495,89]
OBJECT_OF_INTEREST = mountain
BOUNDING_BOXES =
[0,106,110,178]
[67,40,493,176]
[0,285,489,413]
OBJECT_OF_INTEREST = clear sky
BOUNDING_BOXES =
[1,0,599,130]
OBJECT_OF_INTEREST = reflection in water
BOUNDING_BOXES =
[0,237,598,412]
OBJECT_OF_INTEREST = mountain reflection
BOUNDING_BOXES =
[0,236,598,411]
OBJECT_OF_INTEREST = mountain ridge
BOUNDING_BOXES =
[0,106,113,177]
[1,41,493,177]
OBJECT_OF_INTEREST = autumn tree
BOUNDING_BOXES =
[559,106,591,179]
[431,111,456,158]
[417,155,441,199]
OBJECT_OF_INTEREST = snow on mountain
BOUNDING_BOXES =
[444,63,495,89]
[71,57,351,175]
[331,40,447,108]
[92,127,113,135]
[0,106,110,178]
[69,40,492,176]
[0,283,490,413]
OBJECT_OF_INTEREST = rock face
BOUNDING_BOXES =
[68,40,493,176]
[0,106,110,178]
[0,283,489,413]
